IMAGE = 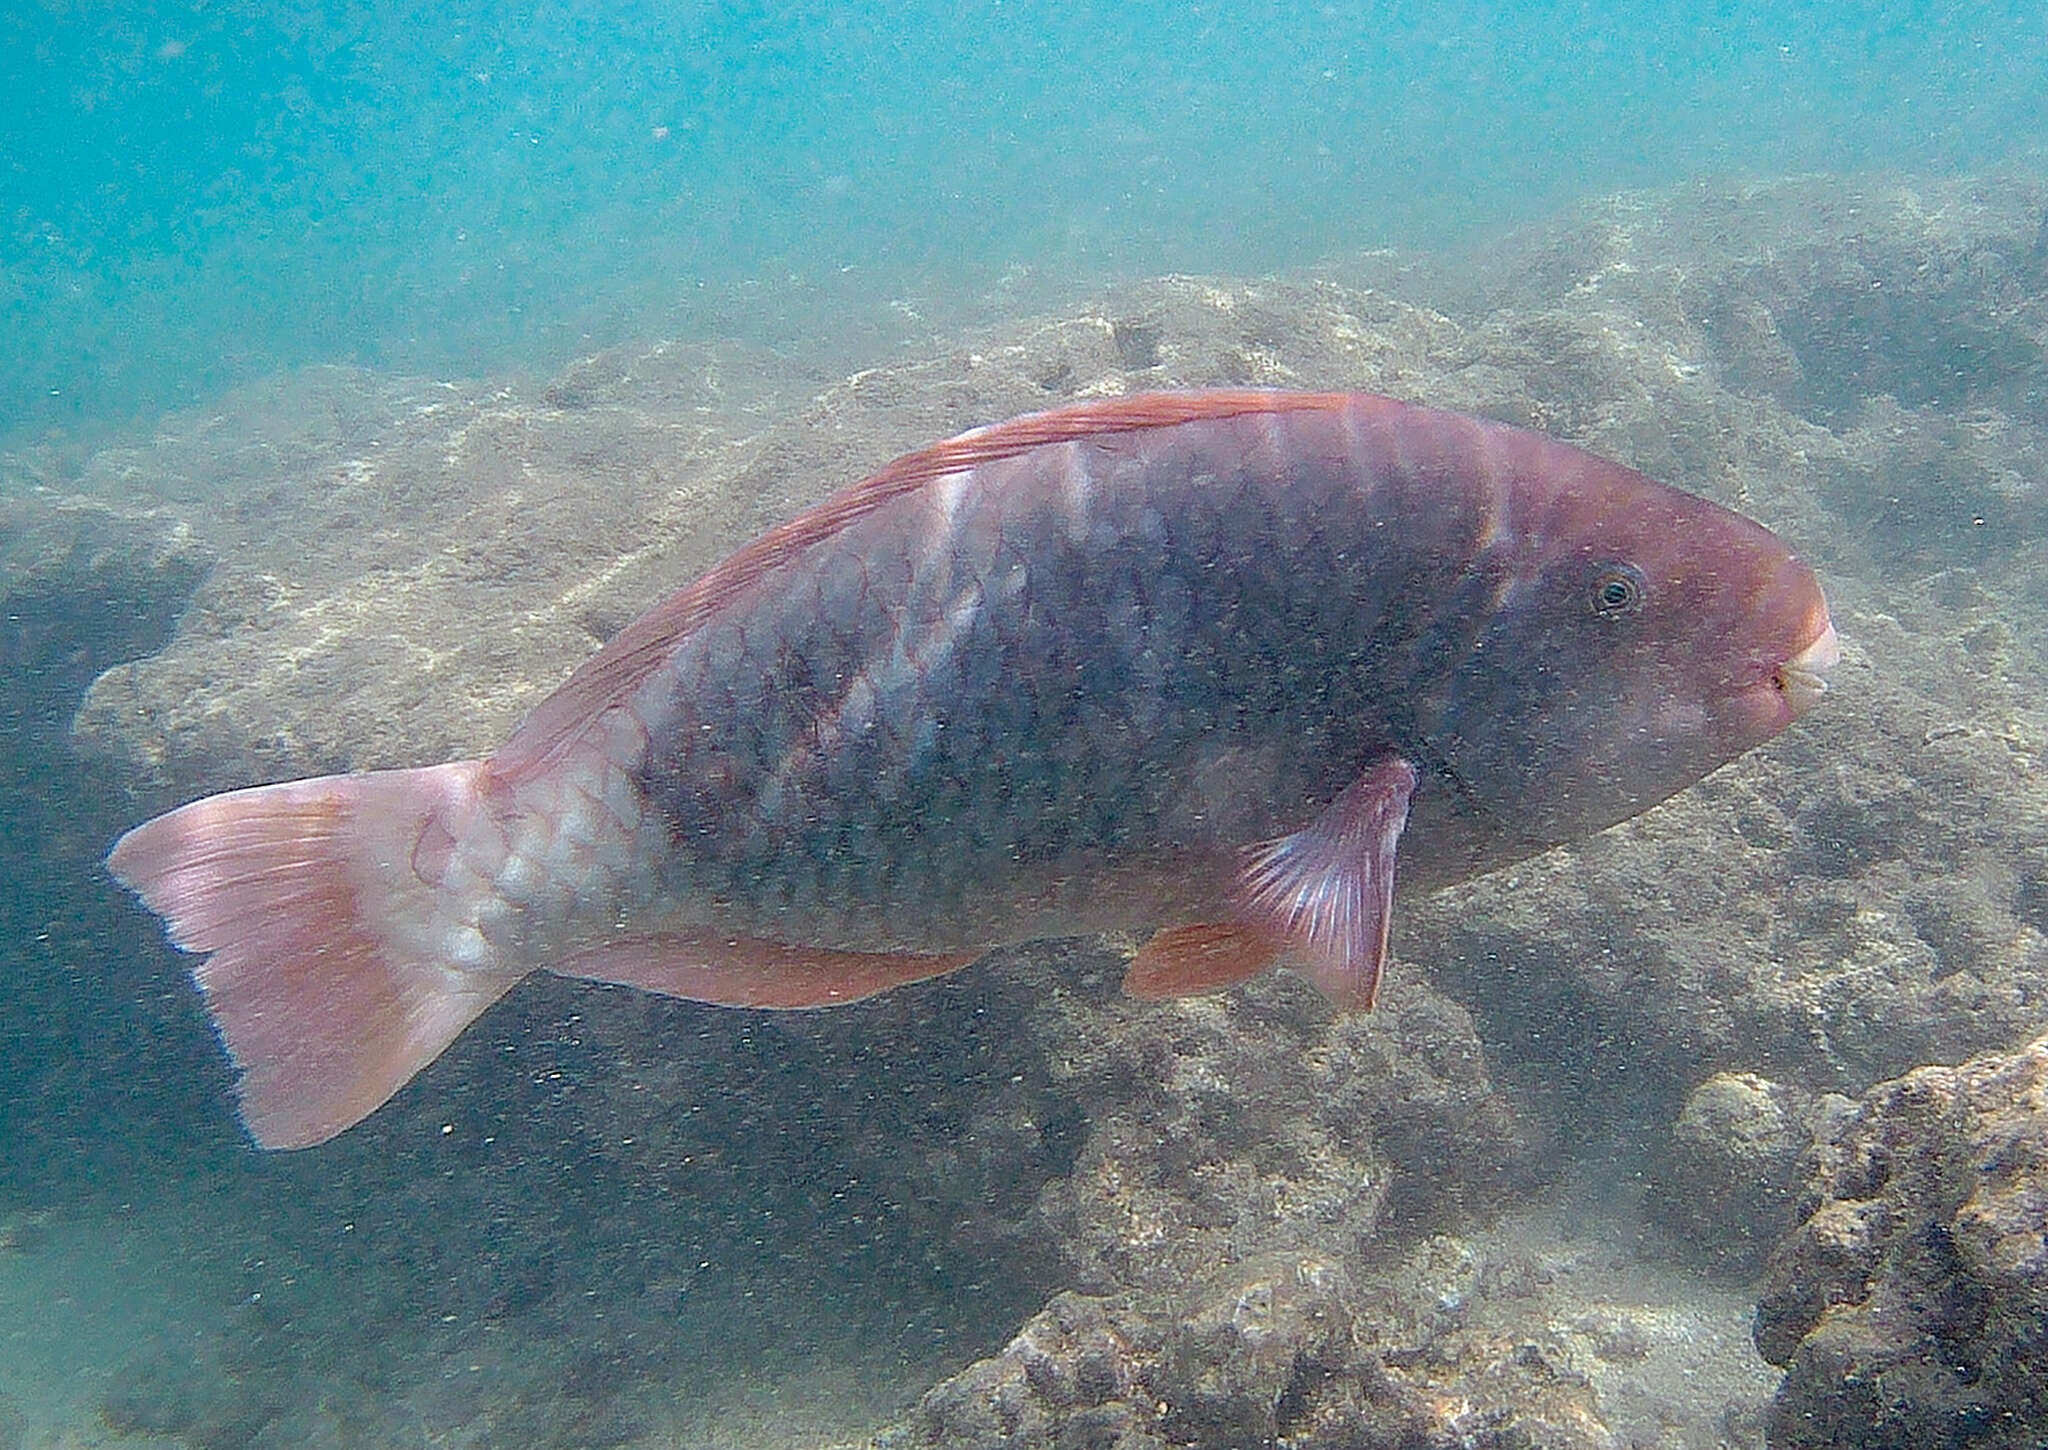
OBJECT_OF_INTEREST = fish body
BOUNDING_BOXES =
[110,391,1837,1147]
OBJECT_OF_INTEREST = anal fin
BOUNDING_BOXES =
[554,931,977,1009]
[1123,921,1284,999]
[1229,757,1418,1011]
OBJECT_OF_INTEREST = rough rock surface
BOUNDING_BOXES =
[1019,956,1546,1296]
[1644,1073,1856,1278]
[889,1195,1779,1450]
[1754,1035,2048,1450]
[64,349,818,795]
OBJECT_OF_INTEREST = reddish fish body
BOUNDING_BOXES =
[111,392,1837,1147]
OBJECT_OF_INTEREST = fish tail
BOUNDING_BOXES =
[108,761,523,1149]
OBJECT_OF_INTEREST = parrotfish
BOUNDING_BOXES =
[110,391,1838,1148]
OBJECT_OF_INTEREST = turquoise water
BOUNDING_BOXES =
[6,2,2043,443]
[4,5,2048,1448]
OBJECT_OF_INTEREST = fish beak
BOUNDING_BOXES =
[1775,612,1840,717]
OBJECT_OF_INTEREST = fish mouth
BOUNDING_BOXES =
[1772,607,1840,717]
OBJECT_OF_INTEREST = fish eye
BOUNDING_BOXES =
[1588,563,1647,618]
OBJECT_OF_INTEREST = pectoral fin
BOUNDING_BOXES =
[1228,757,1418,1011]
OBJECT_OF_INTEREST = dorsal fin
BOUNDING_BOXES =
[491,389,1359,781]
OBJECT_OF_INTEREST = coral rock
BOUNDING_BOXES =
[1754,1035,2048,1449]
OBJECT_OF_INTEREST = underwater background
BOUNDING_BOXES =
[4,3,2048,1448]
[8,0,2047,443]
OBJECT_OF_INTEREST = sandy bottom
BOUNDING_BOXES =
[1471,1192,1781,1449]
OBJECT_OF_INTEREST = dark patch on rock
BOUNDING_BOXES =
[0,493,207,740]
[1110,317,1164,371]
[1819,399,2048,569]
[1777,280,2047,422]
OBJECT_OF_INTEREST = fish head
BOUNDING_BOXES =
[1415,462,1837,856]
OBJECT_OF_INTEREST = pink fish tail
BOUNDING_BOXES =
[108,762,522,1149]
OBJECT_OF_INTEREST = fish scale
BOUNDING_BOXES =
[621,408,1540,947]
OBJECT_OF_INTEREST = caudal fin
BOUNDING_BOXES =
[108,762,522,1149]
